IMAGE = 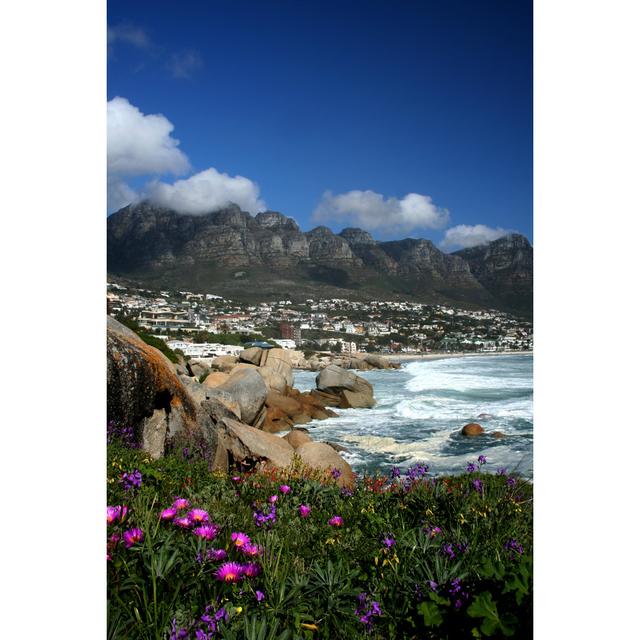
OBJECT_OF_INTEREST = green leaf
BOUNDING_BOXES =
[417,601,444,627]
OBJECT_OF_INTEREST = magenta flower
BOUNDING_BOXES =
[193,524,220,541]
[328,516,343,527]
[268,495,278,504]
[231,532,251,548]
[173,498,191,510]
[255,590,265,602]
[174,516,192,529]
[215,562,245,583]
[187,509,209,524]
[279,485,291,494]
[231,476,241,483]
[160,507,177,521]
[206,548,228,562]
[240,543,262,557]
[298,504,311,518]
[107,505,126,525]
[242,562,262,578]
[123,528,144,548]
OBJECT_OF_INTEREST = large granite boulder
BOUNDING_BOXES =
[239,347,263,365]
[107,317,206,458]
[216,368,268,425]
[294,442,355,488]
[210,355,239,372]
[187,359,210,379]
[262,349,295,387]
[461,422,485,436]
[203,372,231,388]
[257,367,288,394]
[283,428,313,448]
[363,354,391,369]
[265,391,303,416]
[216,417,295,471]
[316,364,375,409]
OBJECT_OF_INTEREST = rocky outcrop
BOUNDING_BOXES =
[107,201,529,311]
[216,368,268,425]
[461,423,485,436]
[294,442,355,488]
[107,317,214,458]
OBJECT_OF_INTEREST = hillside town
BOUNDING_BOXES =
[107,281,532,357]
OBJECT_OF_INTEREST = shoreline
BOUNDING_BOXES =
[386,350,533,363]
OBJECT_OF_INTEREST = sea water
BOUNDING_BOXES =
[292,354,533,477]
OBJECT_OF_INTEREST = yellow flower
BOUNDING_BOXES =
[235,607,243,614]
[301,623,319,631]
[325,538,336,545]
[425,508,434,517]
[458,513,467,525]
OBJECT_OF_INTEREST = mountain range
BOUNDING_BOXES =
[107,202,532,316]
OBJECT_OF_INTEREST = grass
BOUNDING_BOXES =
[107,442,532,639]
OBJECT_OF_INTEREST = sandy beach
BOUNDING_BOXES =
[387,350,533,364]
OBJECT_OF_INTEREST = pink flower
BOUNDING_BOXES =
[231,532,251,548]
[298,504,311,518]
[107,505,127,525]
[193,524,220,541]
[187,509,209,524]
[160,507,177,521]
[240,543,262,557]
[268,495,278,504]
[279,485,291,494]
[215,562,245,583]
[174,516,192,529]
[172,498,190,510]
[242,562,262,578]
[328,516,343,527]
[123,528,144,548]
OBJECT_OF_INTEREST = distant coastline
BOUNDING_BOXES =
[387,350,533,363]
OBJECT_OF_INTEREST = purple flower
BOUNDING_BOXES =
[160,507,177,521]
[120,469,142,491]
[331,467,342,479]
[253,505,277,528]
[255,590,265,602]
[193,525,220,541]
[174,516,192,529]
[390,466,401,478]
[279,484,291,494]
[240,543,262,557]
[298,504,311,518]
[441,543,455,560]
[241,562,262,578]
[424,525,442,538]
[504,538,524,557]
[123,528,144,548]
[507,476,517,487]
[466,462,477,473]
[382,535,396,549]
[188,509,210,524]
[477,455,487,465]
[496,467,508,476]
[107,505,127,525]
[170,619,189,640]
[231,532,251,548]
[328,515,343,527]
[472,479,484,493]
[215,562,245,583]
[407,463,429,481]
[173,498,191,510]
[428,580,439,592]
[268,494,278,504]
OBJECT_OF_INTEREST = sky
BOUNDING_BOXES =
[107,0,532,250]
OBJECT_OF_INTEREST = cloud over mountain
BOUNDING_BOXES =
[313,190,449,234]
[440,224,509,250]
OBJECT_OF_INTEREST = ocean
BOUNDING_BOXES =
[292,354,533,478]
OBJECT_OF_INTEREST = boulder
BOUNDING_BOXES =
[316,365,375,409]
[283,428,313,448]
[203,371,231,388]
[461,423,485,436]
[107,317,207,457]
[490,431,506,439]
[291,413,312,425]
[310,389,342,407]
[203,389,242,420]
[325,441,351,453]
[262,349,295,387]
[239,347,263,366]
[217,368,268,424]
[257,367,288,394]
[363,354,391,369]
[338,388,375,409]
[211,355,239,372]
[174,363,189,376]
[294,442,355,488]
[265,391,303,416]
[188,359,210,379]
[217,417,295,470]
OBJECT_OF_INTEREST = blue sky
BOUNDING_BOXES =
[107,0,532,250]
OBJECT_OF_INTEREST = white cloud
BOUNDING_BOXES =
[440,224,509,250]
[107,24,151,50]
[144,168,266,215]
[313,190,450,233]
[168,50,203,79]
[107,96,190,178]
[108,177,139,213]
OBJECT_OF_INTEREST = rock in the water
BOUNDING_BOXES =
[265,391,303,416]
[315,364,376,409]
[203,371,231,388]
[216,368,268,425]
[283,428,313,448]
[490,431,506,439]
[461,423,485,436]
[363,354,391,369]
[217,417,295,470]
[294,442,355,488]
[238,347,263,366]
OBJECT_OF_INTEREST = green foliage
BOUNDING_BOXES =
[115,314,180,363]
[107,448,533,639]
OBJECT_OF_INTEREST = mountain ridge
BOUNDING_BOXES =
[107,202,532,316]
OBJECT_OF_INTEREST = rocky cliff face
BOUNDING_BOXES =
[107,202,532,313]
[453,234,533,315]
